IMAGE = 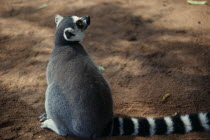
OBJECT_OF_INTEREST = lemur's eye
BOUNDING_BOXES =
[76,20,83,29]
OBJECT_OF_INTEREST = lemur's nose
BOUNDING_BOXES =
[81,16,90,30]
[85,16,90,25]
[82,16,90,25]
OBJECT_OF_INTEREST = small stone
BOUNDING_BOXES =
[128,36,137,41]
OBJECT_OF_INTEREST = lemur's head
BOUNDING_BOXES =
[55,15,90,42]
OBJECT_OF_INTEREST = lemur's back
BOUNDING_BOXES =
[46,43,113,137]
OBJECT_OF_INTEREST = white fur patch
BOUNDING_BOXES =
[180,115,192,133]
[63,27,75,41]
[55,14,64,27]
[164,117,174,134]
[131,118,139,136]
[41,119,64,135]
[119,117,124,136]
[199,113,210,131]
[147,118,156,136]
[72,16,80,23]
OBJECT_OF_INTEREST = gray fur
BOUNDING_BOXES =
[41,15,113,138]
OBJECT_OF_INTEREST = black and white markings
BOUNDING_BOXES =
[109,112,210,137]
[63,28,75,41]
[164,117,174,134]
[119,117,124,136]
[199,113,210,131]
[131,118,139,136]
[147,118,156,136]
[180,115,192,133]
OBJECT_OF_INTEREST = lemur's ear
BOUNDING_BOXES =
[55,14,63,26]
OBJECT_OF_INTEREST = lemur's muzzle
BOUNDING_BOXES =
[81,16,90,30]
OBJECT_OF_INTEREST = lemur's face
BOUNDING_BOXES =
[55,15,90,42]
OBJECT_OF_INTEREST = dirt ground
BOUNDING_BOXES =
[0,0,210,140]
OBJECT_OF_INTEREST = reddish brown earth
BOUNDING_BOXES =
[0,0,210,140]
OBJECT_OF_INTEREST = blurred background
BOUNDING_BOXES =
[0,0,210,140]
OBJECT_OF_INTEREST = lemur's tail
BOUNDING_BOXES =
[103,112,210,137]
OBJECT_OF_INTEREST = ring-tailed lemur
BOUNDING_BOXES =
[40,15,210,138]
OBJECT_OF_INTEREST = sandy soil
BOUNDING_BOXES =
[0,0,210,140]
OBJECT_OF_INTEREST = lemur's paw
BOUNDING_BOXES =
[40,119,68,136]
[40,120,49,128]
[39,113,47,122]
